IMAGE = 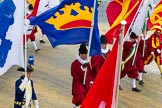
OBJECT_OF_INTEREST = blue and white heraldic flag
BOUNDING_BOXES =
[0,0,24,75]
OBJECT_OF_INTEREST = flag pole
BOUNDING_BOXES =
[24,0,28,107]
[130,0,147,66]
[142,29,146,58]
[83,0,97,85]
[24,0,29,76]
[24,0,27,78]
[142,0,150,58]
[112,20,126,108]
[131,42,139,66]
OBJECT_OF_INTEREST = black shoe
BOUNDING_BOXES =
[132,87,141,92]
[136,78,139,81]
[143,70,147,74]
[119,85,123,90]
[161,73,162,77]
[35,49,40,52]
[139,80,144,85]
[40,40,46,43]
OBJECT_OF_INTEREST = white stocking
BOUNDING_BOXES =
[138,73,143,81]
[131,78,136,88]
[32,41,38,50]
[72,104,77,108]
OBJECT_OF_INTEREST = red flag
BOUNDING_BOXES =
[147,0,162,30]
[81,40,118,108]
[105,0,143,44]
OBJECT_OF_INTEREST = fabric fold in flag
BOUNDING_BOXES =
[131,0,150,36]
[0,0,24,75]
[105,0,143,44]
[30,0,101,56]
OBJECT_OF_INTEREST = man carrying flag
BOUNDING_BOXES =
[24,0,41,52]
[121,32,141,92]
[71,44,92,108]
[25,3,40,52]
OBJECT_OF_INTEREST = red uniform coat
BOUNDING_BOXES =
[136,51,144,72]
[135,40,148,72]
[145,34,162,65]
[90,54,107,81]
[138,39,150,64]
[71,59,91,106]
[121,41,138,79]
[23,26,37,45]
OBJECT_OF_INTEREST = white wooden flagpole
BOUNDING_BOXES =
[131,41,139,66]
[24,0,28,75]
[112,1,145,107]
[112,20,126,108]
[24,0,28,107]
[142,0,150,58]
[83,0,97,85]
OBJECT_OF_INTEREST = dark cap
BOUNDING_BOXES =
[130,32,137,39]
[79,44,88,54]
[28,4,33,10]
[17,65,34,72]
[100,35,107,44]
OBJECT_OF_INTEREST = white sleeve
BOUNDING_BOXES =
[24,19,33,35]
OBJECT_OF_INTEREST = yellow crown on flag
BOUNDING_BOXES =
[45,3,93,30]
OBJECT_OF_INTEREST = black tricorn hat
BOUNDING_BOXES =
[130,32,137,39]
[17,65,34,72]
[28,4,33,10]
[100,35,107,44]
[79,44,88,54]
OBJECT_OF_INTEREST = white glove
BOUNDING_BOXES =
[157,49,161,54]
[24,77,28,82]
[142,34,149,40]
[133,43,137,47]
[19,77,28,91]
[81,63,88,71]
[151,51,154,55]
[135,39,139,43]
[141,33,144,37]
[33,100,39,108]
[90,81,94,85]
[35,104,39,108]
